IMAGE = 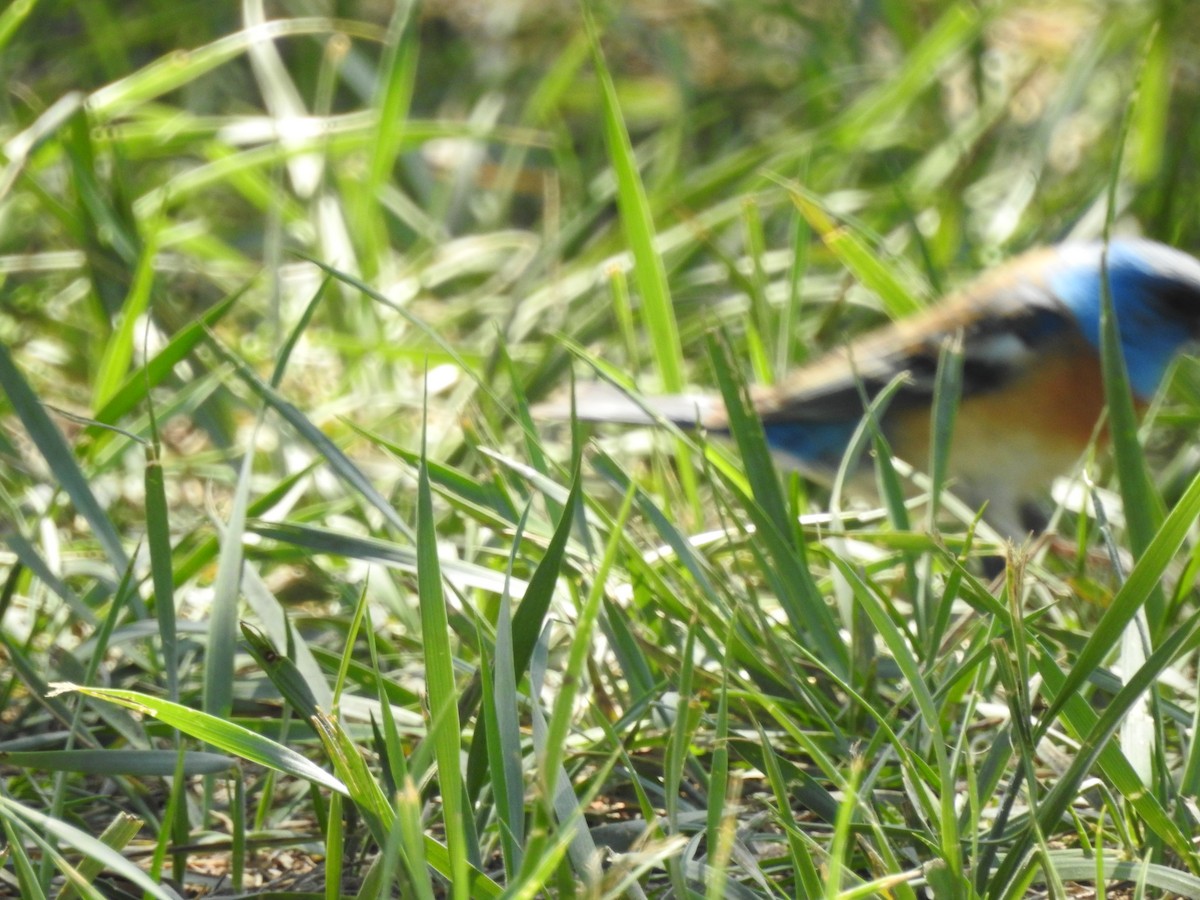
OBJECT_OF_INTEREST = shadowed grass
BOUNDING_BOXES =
[2,2,1200,897]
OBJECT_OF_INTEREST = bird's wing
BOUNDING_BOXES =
[747,247,1075,426]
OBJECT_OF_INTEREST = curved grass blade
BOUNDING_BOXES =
[86,18,384,118]
[204,330,414,540]
[248,519,523,597]
[48,683,346,794]
[0,341,127,571]
[0,797,179,900]
[781,181,924,318]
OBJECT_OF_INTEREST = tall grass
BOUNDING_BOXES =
[2,1,1200,896]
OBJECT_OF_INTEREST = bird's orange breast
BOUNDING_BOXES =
[887,333,1108,497]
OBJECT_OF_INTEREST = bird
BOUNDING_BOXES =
[537,238,1200,541]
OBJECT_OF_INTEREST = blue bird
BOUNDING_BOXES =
[540,238,1200,540]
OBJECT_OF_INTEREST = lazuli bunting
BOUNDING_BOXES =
[543,238,1200,539]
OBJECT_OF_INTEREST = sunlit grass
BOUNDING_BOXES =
[2,1,1200,897]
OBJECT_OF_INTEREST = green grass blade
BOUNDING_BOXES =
[308,709,393,844]
[706,331,789,536]
[50,683,347,793]
[240,623,323,721]
[1036,467,1200,733]
[582,7,699,514]
[86,18,375,118]
[248,519,519,596]
[832,3,982,149]
[465,475,581,797]
[0,341,128,571]
[0,798,175,900]
[1,816,47,900]
[356,1,418,275]
[783,181,925,318]
[88,285,244,432]
[92,220,158,409]
[0,749,232,776]
[415,412,470,897]
[203,425,254,722]
[484,504,533,876]
[0,0,39,54]
[583,11,683,393]
[204,332,415,540]
[143,441,177,702]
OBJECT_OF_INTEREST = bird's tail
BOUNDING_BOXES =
[531,383,724,430]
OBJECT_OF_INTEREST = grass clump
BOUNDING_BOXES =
[2,1,1200,896]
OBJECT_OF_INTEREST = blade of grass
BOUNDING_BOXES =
[780,180,925,318]
[465,474,581,797]
[832,3,982,149]
[50,683,347,792]
[87,284,245,434]
[415,403,471,897]
[582,11,684,394]
[0,0,39,56]
[203,330,415,540]
[92,216,159,409]
[0,341,128,571]
[143,439,177,702]
[1035,466,1200,733]
[355,0,418,276]
[248,519,525,598]
[582,6,699,515]
[87,18,384,116]
[664,620,702,897]
[483,503,534,877]
[0,749,232,776]
[203,429,255,722]
[707,332,848,676]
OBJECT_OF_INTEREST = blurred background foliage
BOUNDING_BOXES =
[3,0,1197,535]
[3,0,1200,895]
[4,1,1198,415]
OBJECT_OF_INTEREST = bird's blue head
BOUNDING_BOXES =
[1048,239,1200,399]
